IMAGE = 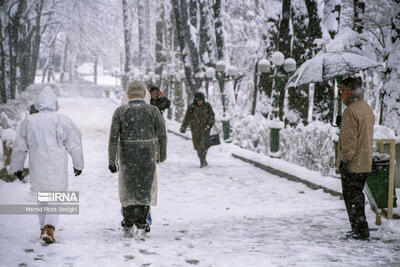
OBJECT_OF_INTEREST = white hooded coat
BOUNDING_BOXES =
[10,88,84,192]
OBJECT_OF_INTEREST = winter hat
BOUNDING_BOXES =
[194,92,205,102]
[340,77,364,105]
[149,85,159,93]
[127,80,146,98]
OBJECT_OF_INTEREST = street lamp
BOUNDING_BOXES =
[267,52,296,156]
[215,61,236,141]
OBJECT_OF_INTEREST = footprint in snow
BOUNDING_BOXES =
[139,249,157,255]
[124,255,136,260]
[185,259,200,265]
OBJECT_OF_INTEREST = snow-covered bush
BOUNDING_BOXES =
[0,84,53,152]
[280,121,337,175]
[1,129,16,148]
[231,115,338,175]
[231,113,270,155]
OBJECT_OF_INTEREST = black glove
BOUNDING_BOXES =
[74,168,82,176]
[14,170,24,181]
[179,127,186,134]
[339,161,348,175]
[336,114,342,127]
[109,164,118,173]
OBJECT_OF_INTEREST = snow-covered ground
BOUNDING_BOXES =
[1,90,400,266]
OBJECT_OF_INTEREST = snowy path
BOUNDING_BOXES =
[1,95,400,267]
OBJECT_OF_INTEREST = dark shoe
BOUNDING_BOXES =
[346,231,370,241]
[200,159,208,168]
[344,231,354,239]
[200,158,208,168]
[123,226,134,238]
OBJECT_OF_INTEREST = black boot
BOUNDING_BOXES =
[197,150,208,168]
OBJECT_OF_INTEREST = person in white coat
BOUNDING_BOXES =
[10,87,84,244]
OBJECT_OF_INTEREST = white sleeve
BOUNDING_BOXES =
[61,116,84,170]
[9,119,29,173]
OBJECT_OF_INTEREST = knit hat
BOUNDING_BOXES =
[194,92,205,101]
[127,80,146,98]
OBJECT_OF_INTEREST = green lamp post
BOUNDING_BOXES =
[267,52,297,156]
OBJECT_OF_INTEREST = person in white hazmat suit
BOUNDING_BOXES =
[10,87,84,244]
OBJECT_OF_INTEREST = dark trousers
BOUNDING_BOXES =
[341,172,370,237]
[121,205,150,229]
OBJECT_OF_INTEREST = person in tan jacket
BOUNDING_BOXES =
[337,77,374,240]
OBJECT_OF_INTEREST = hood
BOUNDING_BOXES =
[35,87,59,111]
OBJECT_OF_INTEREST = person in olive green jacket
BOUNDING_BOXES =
[180,92,215,168]
[337,77,374,240]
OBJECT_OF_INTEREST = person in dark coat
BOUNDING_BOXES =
[108,80,167,238]
[337,77,374,240]
[180,92,215,168]
[149,85,171,114]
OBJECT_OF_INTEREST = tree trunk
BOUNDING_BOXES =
[155,1,165,80]
[138,0,146,68]
[251,60,259,115]
[339,0,354,32]
[382,0,400,133]
[199,0,212,68]
[60,37,69,83]
[353,0,365,33]
[173,78,184,121]
[213,0,225,61]
[28,0,45,86]
[122,0,131,90]
[278,0,291,56]
[0,17,7,103]
[172,0,202,94]
[324,0,341,39]
[8,1,25,99]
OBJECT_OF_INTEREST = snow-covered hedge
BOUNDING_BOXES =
[231,115,338,175]
[231,113,271,155]
[0,84,47,149]
[280,121,337,175]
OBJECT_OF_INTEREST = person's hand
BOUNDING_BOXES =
[14,170,24,180]
[159,90,165,97]
[74,168,82,176]
[109,164,118,173]
[179,127,186,134]
[339,161,348,175]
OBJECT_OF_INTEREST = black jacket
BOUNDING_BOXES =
[150,97,171,114]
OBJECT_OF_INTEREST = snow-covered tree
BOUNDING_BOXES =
[382,0,400,134]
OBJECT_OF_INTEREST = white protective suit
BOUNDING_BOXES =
[10,87,84,192]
